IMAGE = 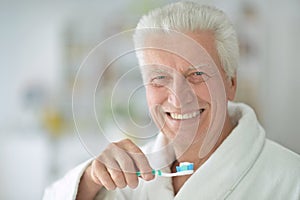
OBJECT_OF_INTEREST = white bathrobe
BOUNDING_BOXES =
[43,102,300,200]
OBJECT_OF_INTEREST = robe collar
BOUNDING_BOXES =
[145,102,265,200]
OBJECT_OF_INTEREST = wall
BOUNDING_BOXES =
[0,0,299,199]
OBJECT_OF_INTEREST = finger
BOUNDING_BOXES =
[118,139,154,181]
[131,154,154,181]
[107,166,127,189]
[124,172,139,189]
[115,151,139,189]
[97,147,120,170]
[96,141,139,189]
[92,159,116,190]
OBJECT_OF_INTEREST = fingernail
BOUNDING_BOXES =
[143,173,154,181]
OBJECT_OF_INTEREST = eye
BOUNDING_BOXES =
[194,71,204,76]
[150,75,169,87]
[156,75,167,79]
[187,71,210,84]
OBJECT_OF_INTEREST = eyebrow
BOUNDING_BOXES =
[187,64,209,71]
[142,64,210,75]
[144,67,170,74]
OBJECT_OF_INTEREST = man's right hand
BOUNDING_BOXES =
[76,139,155,200]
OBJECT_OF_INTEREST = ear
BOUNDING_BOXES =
[226,75,237,101]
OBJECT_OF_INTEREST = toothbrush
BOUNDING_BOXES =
[136,162,194,178]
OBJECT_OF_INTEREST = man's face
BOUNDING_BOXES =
[140,31,234,147]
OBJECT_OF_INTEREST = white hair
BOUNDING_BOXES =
[133,1,239,78]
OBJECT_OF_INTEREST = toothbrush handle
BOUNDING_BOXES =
[136,169,161,176]
[136,169,193,177]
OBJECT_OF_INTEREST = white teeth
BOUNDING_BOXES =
[192,112,197,117]
[169,110,201,120]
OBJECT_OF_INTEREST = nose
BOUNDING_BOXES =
[167,75,195,108]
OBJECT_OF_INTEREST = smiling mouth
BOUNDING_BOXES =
[166,109,205,120]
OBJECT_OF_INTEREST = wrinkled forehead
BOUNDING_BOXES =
[135,29,219,69]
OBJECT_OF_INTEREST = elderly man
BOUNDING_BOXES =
[43,2,300,200]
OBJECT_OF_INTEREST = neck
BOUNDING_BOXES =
[172,113,235,171]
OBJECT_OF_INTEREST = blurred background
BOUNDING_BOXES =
[0,0,299,199]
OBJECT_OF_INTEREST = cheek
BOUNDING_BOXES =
[145,87,167,107]
[192,84,211,102]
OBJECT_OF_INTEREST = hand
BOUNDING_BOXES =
[91,138,154,189]
[76,139,154,200]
